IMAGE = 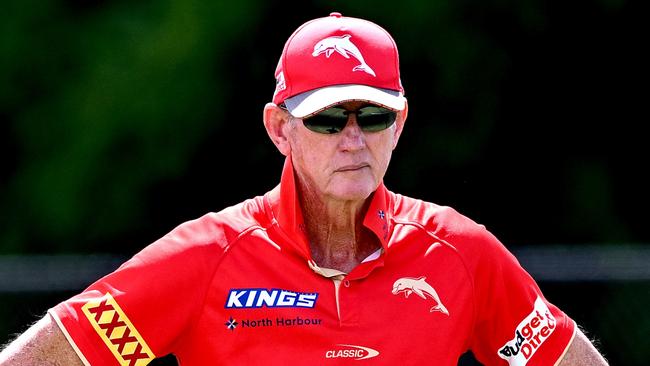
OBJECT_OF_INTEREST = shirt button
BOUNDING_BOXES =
[343,280,350,287]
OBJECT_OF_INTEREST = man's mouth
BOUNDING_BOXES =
[335,164,370,172]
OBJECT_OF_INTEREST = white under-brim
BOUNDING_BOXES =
[284,84,406,118]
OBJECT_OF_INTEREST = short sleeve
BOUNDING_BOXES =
[466,229,576,366]
[49,214,227,366]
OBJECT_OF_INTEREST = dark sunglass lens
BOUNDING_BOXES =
[356,106,397,132]
[302,107,348,134]
[303,105,397,134]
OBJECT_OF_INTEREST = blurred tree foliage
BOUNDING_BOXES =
[1,0,646,255]
[1,0,262,252]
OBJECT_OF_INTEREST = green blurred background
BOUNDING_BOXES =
[1,0,647,364]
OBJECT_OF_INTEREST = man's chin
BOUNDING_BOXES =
[326,182,377,202]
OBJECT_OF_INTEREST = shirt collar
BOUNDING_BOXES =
[266,156,393,258]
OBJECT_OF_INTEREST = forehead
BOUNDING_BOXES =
[329,101,373,110]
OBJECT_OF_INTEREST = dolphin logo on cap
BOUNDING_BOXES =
[312,34,376,77]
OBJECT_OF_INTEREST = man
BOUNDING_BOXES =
[0,12,607,366]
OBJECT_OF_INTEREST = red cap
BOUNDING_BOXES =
[272,12,406,118]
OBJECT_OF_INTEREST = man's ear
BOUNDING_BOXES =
[392,100,408,150]
[263,103,292,156]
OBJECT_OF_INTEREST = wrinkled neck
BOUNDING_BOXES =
[297,179,379,273]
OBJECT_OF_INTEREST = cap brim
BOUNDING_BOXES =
[284,85,406,118]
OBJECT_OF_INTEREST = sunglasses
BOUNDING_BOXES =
[299,104,397,134]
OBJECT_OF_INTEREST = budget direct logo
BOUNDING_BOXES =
[225,288,318,309]
[325,344,380,361]
[498,297,557,366]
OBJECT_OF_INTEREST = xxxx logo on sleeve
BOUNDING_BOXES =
[81,293,155,366]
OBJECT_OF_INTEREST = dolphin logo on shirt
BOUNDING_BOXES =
[392,276,449,315]
[312,35,376,77]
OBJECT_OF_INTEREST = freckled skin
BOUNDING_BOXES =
[276,101,406,272]
[287,101,403,203]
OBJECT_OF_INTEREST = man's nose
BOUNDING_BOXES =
[338,114,366,151]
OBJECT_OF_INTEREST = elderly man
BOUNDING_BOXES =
[1,12,607,366]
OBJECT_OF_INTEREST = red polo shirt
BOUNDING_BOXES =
[50,157,575,365]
